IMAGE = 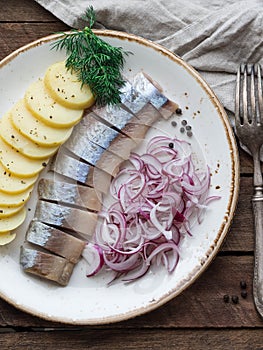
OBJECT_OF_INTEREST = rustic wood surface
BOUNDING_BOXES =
[1,1,263,349]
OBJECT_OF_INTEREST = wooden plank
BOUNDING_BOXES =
[239,147,263,175]
[0,23,69,61]
[0,0,57,22]
[125,255,262,328]
[221,176,253,252]
[0,328,263,350]
[0,256,262,328]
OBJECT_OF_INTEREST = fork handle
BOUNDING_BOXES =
[252,188,263,316]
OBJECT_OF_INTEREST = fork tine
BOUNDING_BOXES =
[257,64,263,122]
[250,64,257,124]
[242,64,249,124]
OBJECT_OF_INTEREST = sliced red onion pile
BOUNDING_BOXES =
[82,136,219,282]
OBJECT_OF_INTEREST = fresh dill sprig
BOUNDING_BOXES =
[52,6,128,106]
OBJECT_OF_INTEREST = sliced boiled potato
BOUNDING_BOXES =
[0,231,16,245]
[25,79,84,128]
[0,112,58,159]
[0,136,48,178]
[10,99,73,147]
[0,161,38,194]
[0,207,26,233]
[44,61,95,109]
[0,185,33,207]
[0,205,24,218]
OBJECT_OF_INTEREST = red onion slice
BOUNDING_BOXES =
[83,135,220,282]
[82,243,104,277]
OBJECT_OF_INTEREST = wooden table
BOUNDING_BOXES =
[0,1,263,349]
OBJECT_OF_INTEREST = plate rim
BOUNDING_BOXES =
[0,29,240,325]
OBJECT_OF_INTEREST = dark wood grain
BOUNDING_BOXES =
[0,329,263,350]
[0,0,57,22]
[0,1,261,349]
[222,177,253,252]
[0,23,69,61]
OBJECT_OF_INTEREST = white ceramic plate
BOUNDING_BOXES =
[0,30,239,324]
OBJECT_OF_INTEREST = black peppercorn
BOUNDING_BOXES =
[168,143,174,149]
[175,108,182,115]
[171,121,177,127]
[232,295,239,304]
[240,281,247,289]
[223,294,230,303]
[241,290,247,299]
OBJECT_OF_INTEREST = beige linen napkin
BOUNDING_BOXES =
[35,0,263,118]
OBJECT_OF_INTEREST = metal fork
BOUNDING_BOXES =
[235,63,263,317]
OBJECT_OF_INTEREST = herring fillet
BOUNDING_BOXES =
[77,112,137,160]
[131,72,178,119]
[38,178,102,212]
[49,150,112,194]
[35,200,98,239]
[20,246,74,286]
[78,111,119,149]
[92,72,178,143]
[26,221,85,264]
[47,72,178,204]
[64,126,123,177]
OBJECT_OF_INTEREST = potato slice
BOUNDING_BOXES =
[11,100,73,147]
[0,231,16,245]
[0,136,48,178]
[0,112,58,159]
[0,185,33,207]
[25,79,84,128]
[44,61,95,109]
[0,207,26,233]
[0,161,38,194]
[0,205,24,218]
